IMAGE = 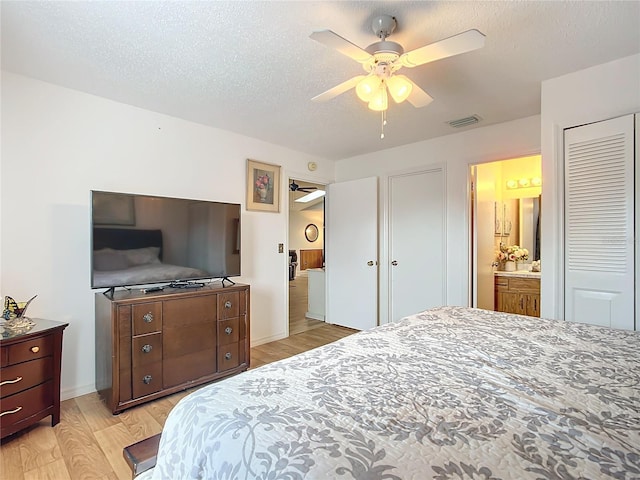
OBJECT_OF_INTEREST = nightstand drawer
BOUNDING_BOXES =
[0,381,53,430]
[6,334,53,365]
[0,357,53,398]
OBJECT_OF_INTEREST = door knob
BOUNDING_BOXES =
[391,260,398,266]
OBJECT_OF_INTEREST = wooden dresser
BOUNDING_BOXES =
[0,319,68,439]
[494,274,540,317]
[95,283,250,414]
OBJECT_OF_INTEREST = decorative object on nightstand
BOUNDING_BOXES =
[0,318,68,439]
[2,295,37,332]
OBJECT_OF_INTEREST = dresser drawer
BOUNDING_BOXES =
[0,357,53,398]
[132,303,162,336]
[218,292,240,319]
[217,318,240,346]
[132,333,163,367]
[132,362,162,399]
[5,334,53,365]
[218,343,240,371]
[0,381,53,429]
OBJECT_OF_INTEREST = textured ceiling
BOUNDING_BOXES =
[2,1,639,160]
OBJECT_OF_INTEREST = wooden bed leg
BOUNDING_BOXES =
[123,433,161,479]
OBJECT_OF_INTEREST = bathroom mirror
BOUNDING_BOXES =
[305,224,319,242]
[519,196,541,261]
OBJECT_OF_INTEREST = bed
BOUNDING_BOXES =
[138,306,639,479]
[92,228,208,288]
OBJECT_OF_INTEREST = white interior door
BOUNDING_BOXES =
[564,114,635,329]
[326,177,378,330]
[389,168,445,321]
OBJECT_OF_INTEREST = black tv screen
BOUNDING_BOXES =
[90,191,240,289]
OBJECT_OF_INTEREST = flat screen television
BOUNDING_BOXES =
[90,190,241,289]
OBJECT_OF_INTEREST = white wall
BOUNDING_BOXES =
[0,72,334,399]
[540,54,640,320]
[335,115,541,324]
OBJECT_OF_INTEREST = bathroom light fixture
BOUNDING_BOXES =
[295,190,326,203]
[506,177,542,189]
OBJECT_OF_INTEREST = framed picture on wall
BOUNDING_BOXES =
[246,159,281,212]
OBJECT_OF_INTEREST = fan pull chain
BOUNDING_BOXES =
[380,110,387,139]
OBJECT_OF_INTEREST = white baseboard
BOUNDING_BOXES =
[61,383,96,401]
[251,332,287,348]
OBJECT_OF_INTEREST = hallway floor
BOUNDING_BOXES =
[289,273,325,335]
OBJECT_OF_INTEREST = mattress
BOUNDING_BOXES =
[147,306,640,479]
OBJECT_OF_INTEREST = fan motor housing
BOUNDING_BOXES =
[365,40,404,57]
[371,15,397,39]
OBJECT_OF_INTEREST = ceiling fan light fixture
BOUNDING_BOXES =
[368,85,388,111]
[356,75,382,102]
[386,75,413,104]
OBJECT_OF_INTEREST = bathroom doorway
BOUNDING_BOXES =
[471,155,542,310]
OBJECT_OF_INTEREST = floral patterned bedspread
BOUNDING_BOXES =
[149,306,640,480]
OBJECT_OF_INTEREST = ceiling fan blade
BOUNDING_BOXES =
[299,187,318,192]
[399,29,485,68]
[310,30,373,63]
[405,78,434,108]
[312,75,365,102]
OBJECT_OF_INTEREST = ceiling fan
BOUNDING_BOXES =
[310,15,485,119]
[290,180,318,193]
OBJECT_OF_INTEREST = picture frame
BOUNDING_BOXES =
[92,191,136,225]
[246,159,281,212]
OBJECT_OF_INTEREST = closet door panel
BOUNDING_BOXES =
[564,114,634,330]
[389,167,445,322]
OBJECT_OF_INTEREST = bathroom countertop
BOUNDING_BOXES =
[494,270,541,278]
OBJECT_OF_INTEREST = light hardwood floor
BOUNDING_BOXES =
[0,323,355,480]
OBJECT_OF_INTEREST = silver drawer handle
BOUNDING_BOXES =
[224,301,232,309]
[143,313,154,323]
[0,406,23,417]
[224,352,232,360]
[224,327,233,335]
[143,375,153,384]
[0,376,23,387]
[141,344,153,353]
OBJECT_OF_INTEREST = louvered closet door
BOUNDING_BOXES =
[564,114,634,329]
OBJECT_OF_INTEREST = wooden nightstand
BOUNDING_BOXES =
[0,319,68,439]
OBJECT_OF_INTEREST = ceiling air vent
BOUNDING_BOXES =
[447,115,482,128]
